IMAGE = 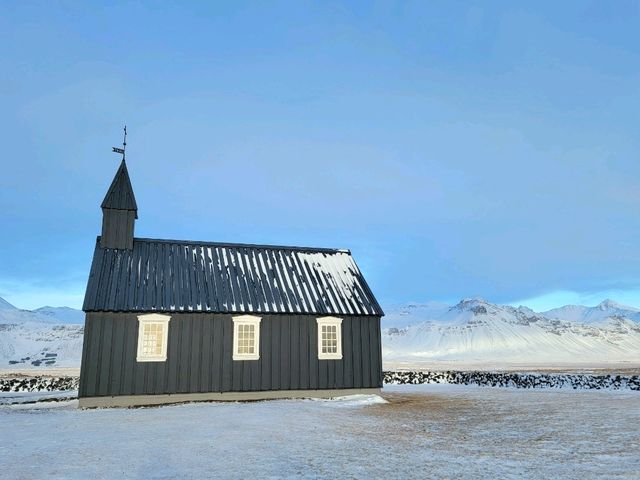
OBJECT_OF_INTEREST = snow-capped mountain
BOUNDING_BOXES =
[543,299,640,324]
[33,306,85,324]
[0,296,83,369]
[383,301,451,328]
[0,296,17,310]
[0,297,84,325]
[383,298,640,366]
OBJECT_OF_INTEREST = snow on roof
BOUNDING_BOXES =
[83,237,383,316]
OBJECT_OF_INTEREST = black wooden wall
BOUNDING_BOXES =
[100,209,135,250]
[79,313,382,398]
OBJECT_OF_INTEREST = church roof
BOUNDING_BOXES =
[83,237,383,316]
[100,160,138,216]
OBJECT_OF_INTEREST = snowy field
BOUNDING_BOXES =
[1,385,639,479]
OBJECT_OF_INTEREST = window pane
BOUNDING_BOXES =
[319,321,340,356]
[141,323,165,356]
[236,322,257,356]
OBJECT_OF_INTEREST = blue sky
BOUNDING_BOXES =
[1,1,639,311]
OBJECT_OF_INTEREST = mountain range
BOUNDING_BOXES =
[0,297,84,369]
[1,295,639,370]
[383,298,640,368]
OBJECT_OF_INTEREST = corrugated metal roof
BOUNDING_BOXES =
[101,160,138,216]
[83,237,384,316]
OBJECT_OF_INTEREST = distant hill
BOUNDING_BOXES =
[0,297,84,325]
[382,298,640,367]
[0,296,17,310]
[543,299,640,324]
[0,296,83,369]
[33,306,84,324]
[382,301,451,328]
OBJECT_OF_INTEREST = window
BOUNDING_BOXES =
[233,315,261,360]
[317,317,342,360]
[136,314,171,362]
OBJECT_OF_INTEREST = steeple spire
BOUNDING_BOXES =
[100,159,138,216]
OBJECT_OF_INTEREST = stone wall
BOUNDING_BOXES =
[1,376,78,393]
[384,371,640,390]
[3,372,639,393]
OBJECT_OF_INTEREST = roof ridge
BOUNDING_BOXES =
[95,236,351,254]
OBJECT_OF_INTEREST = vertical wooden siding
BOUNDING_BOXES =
[100,209,135,249]
[79,313,383,397]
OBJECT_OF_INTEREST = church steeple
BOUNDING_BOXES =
[100,159,138,249]
[101,159,138,214]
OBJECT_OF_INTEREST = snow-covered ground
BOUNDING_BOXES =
[1,385,638,479]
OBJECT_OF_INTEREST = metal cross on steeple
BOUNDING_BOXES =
[112,125,127,161]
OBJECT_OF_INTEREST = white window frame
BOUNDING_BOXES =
[232,315,261,361]
[317,316,343,360]
[136,313,171,362]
